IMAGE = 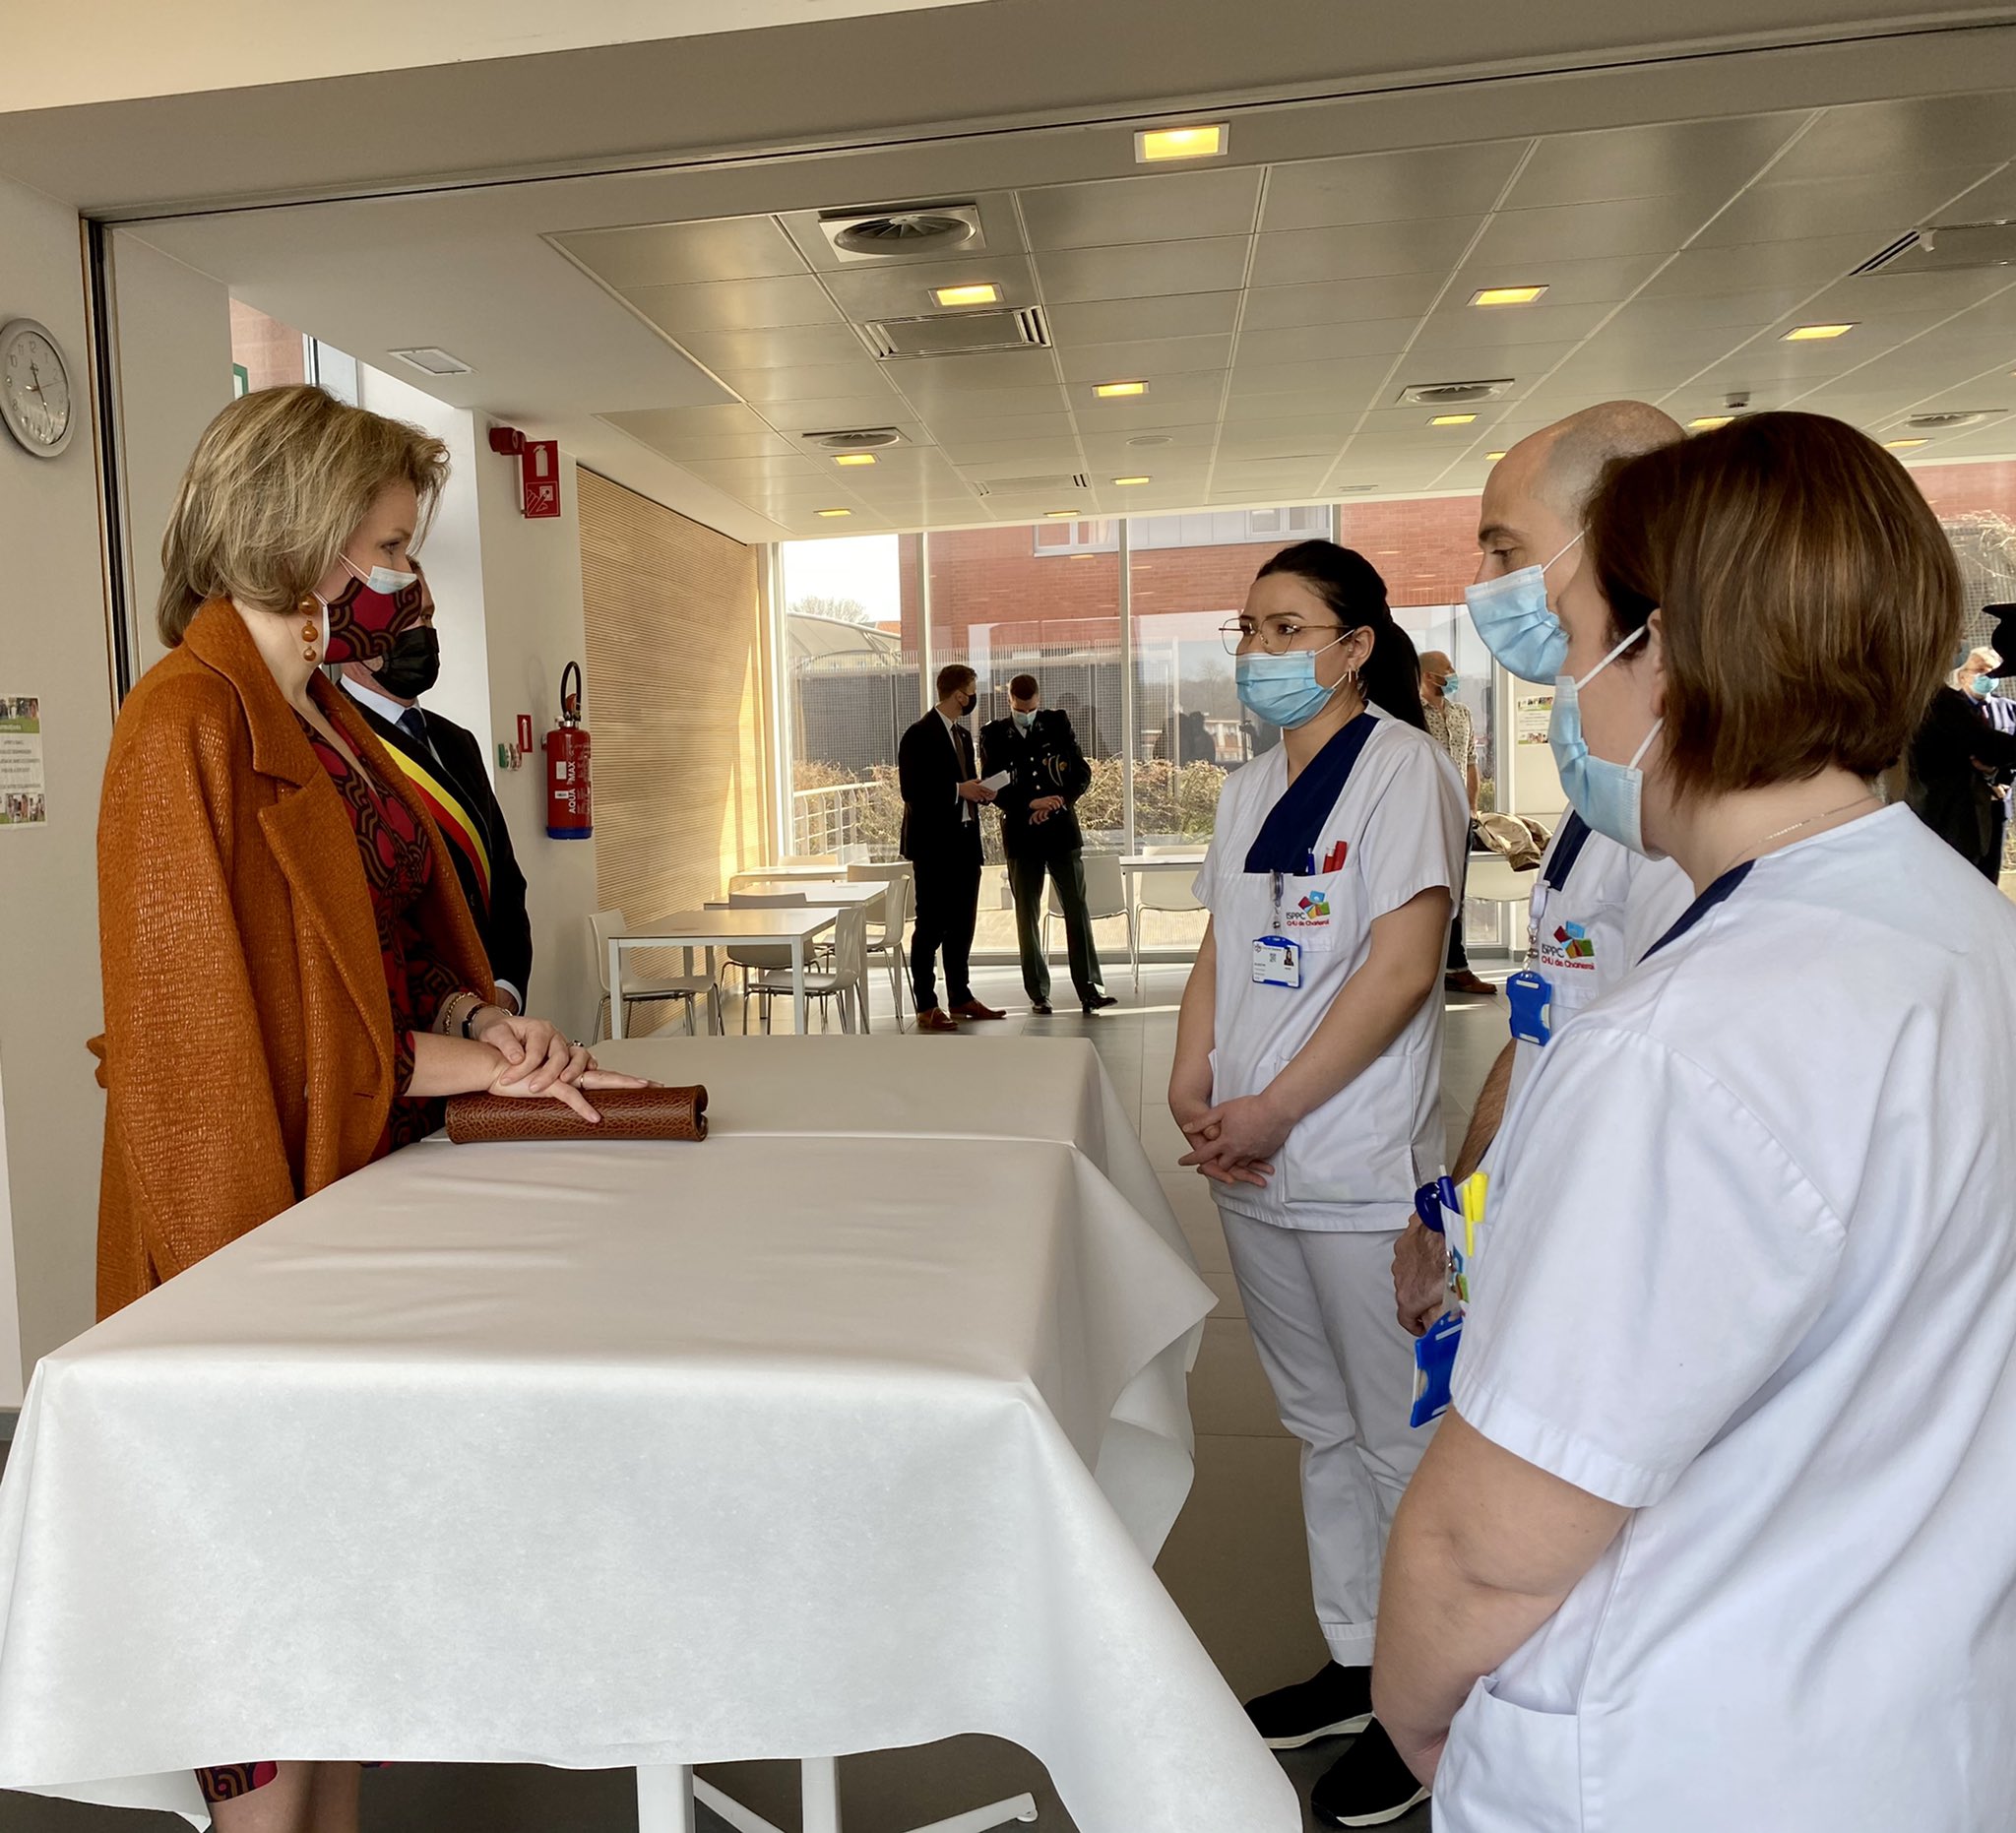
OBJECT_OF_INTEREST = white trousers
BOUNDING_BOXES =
[1219,1209,1432,1665]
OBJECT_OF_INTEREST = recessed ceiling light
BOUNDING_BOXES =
[933,283,1001,308]
[1470,285,1548,307]
[1884,437,1929,449]
[1484,451,1507,462]
[833,453,877,467]
[1783,323,1856,342]
[1688,415,1733,430]
[1094,380,1148,399]
[815,508,853,518]
[1112,474,1152,486]
[1429,412,1479,426]
[1044,509,1079,518]
[1134,124,1228,163]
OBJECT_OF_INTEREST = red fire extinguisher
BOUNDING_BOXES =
[544,662,592,840]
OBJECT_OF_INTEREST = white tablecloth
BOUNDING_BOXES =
[0,1054,1293,1832]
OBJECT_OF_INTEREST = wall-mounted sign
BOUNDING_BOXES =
[0,695,46,826]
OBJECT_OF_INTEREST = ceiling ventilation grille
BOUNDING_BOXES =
[1856,220,2016,276]
[1908,411,1997,429]
[1397,379,1513,407]
[819,203,984,264]
[864,307,1050,359]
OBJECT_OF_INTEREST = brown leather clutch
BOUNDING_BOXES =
[443,1085,708,1144]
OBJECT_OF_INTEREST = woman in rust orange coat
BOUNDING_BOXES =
[93,384,640,1833]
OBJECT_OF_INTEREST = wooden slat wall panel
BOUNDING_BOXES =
[579,471,770,1025]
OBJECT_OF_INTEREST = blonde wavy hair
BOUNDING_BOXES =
[157,384,451,646]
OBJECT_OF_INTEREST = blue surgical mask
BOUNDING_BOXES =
[1440,673,1461,696]
[1549,624,1661,854]
[1012,709,1036,731]
[1465,534,1582,683]
[1967,673,1994,699]
[1236,633,1350,729]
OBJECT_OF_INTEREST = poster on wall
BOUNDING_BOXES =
[1513,690,1554,746]
[0,695,47,826]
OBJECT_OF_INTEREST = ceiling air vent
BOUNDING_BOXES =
[863,306,1050,360]
[1397,379,1513,408]
[1856,220,2016,276]
[1339,483,1379,494]
[1907,411,1999,430]
[819,203,984,264]
[389,347,472,376]
[805,427,906,453]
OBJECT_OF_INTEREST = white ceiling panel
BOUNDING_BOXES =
[1690,165,2004,250]
[764,391,915,431]
[1606,286,1820,338]
[1018,167,1262,251]
[714,358,897,403]
[625,274,843,332]
[1505,114,1807,210]
[1035,237,1254,303]
[1412,297,1619,348]
[889,348,1061,393]
[1239,273,1446,329]
[1468,193,1725,269]
[1249,218,1481,288]
[553,216,805,287]
[598,418,802,461]
[1077,394,1238,433]
[1766,93,2016,183]
[1453,250,1667,307]
[932,412,1080,449]
[1041,291,1242,344]
[674,324,877,371]
[1228,355,1394,402]
[1637,233,1885,298]
[1233,317,1420,365]
[1055,335,1234,381]
[1219,390,1359,426]
[816,254,1041,320]
[1260,142,1527,232]
[897,382,1075,420]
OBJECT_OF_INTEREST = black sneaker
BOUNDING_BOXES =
[1310,1719,1429,1827]
[1243,1661,1372,1750]
[1081,992,1119,1013]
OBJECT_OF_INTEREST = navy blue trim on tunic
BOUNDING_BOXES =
[1645,859,1754,959]
[1244,713,1378,876]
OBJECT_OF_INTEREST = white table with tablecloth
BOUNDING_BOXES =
[0,1038,1294,1833]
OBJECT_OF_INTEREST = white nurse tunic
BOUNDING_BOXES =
[1441,805,2016,1831]
[1194,710,1468,1232]
[1505,819,1692,1110]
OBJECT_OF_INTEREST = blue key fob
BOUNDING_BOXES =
[1411,1311,1464,1427]
[1506,969,1552,1046]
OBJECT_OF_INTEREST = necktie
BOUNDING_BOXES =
[398,707,428,745]
[955,725,974,822]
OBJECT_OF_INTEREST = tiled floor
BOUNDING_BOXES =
[0,959,1508,1833]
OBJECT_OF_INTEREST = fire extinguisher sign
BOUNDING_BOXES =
[522,440,561,520]
[544,661,593,839]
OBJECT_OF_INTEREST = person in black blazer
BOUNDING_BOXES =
[338,576,534,1012]
[899,664,1003,1032]
[979,673,1117,1015]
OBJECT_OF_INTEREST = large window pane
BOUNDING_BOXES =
[923,522,1123,958]
[779,534,914,860]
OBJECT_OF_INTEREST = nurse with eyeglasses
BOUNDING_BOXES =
[1172,539,1466,1826]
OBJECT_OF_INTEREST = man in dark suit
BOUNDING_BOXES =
[338,574,535,1012]
[899,664,1004,1033]
[980,673,1117,1016]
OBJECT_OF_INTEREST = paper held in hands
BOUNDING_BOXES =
[979,770,1012,793]
[445,1085,709,1143]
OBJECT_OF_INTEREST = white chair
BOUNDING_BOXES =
[590,910,719,1041]
[780,853,840,868]
[1043,852,1140,995]
[850,868,914,1031]
[724,889,810,1033]
[750,906,872,1034]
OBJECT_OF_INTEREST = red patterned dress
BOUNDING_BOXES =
[195,678,477,1804]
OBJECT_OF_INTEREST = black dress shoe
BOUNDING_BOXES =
[1030,1000,1053,1015]
[1244,1661,1371,1750]
[1311,1719,1429,1827]
[1080,992,1119,1013]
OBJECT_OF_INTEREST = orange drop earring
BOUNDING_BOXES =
[299,597,320,664]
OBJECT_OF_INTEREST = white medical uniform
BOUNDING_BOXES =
[1440,805,2016,1831]
[1193,710,1466,1662]
[1505,819,1693,1110]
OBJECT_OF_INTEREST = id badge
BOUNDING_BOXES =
[1252,934,1302,988]
[1506,968,1553,1046]
[1410,1311,1463,1428]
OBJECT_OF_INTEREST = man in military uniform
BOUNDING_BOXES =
[979,674,1118,1016]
